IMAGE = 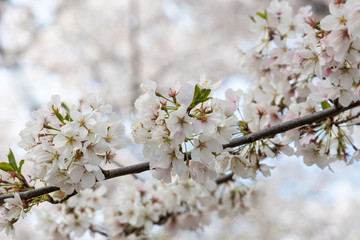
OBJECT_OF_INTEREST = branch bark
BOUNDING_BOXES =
[1,100,360,204]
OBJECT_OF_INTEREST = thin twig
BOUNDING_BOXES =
[215,173,234,184]
[90,225,108,237]
[51,190,78,204]
[334,111,360,125]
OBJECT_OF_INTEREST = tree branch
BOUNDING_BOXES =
[223,100,360,148]
[0,162,150,205]
[102,162,150,180]
[0,186,59,205]
[215,172,234,184]
[334,110,360,125]
[1,100,360,204]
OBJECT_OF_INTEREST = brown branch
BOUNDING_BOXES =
[1,100,360,204]
[107,160,145,181]
[215,172,234,184]
[0,162,150,205]
[223,100,360,148]
[51,190,78,204]
[89,225,108,237]
[334,111,360,125]
[0,186,60,205]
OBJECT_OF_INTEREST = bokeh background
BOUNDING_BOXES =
[2,0,360,239]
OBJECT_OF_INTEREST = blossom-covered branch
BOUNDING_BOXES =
[224,100,360,148]
[2,1,360,238]
[0,162,151,205]
[2,99,359,204]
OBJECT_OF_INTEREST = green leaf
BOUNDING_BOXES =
[7,149,18,171]
[199,88,211,101]
[0,162,13,172]
[193,84,202,99]
[61,102,70,113]
[64,113,73,122]
[18,160,25,174]
[321,101,331,110]
[256,11,267,20]
[52,105,65,124]
[249,15,255,23]
[187,84,213,112]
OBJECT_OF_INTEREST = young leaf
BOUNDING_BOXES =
[199,88,211,101]
[18,160,25,174]
[193,84,202,100]
[249,15,255,23]
[256,11,267,20]
[321,101,331,110]
[64,113,73,122]
[0,162,13,172]
[187,84,212,112]
[61,102,70,113]
[7,149,18,172]
[52,105,65,124]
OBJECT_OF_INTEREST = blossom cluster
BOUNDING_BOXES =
[238,0,360,170]
[132,76,241,183]
[245,0,360,108]
[36,186,107,239]
[18,95,126,193]
[31,178,255,239]
[298,0,360,107]
[0,193,24,239]
[105,178,254,239]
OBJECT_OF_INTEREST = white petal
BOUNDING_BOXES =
[70,166,85,183]
[81,173,96,188]
[84,164,99,172]
[320,15,338,31]
[339,91,352,107]
[94,170,105,182]
[152,168,172,183]
[52,134,67,148]
[6,208,21,220]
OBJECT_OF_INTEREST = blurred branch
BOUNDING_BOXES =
[89,225,108,237]
[333,111,360,125]
[129,0,142,107]
[0,0,83,68]
[215,172,234,184]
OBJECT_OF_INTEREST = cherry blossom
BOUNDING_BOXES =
[2,0,360,239]
[165,105,193,139]
[17,95,126,193]
[131,76,240,184]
